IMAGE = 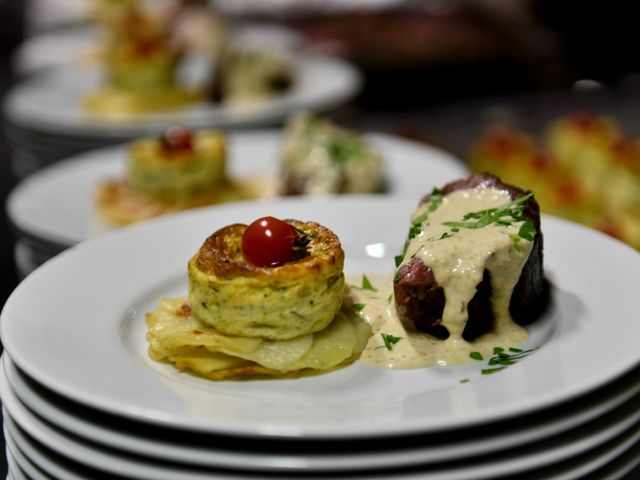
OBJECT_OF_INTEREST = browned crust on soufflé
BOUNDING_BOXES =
[188,219,346,339]
[194,220,344,280]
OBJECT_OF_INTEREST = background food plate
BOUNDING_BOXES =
[3,54,361,136]
[1,197,639,439]
[11,22,305,77]
[7,130,468,246]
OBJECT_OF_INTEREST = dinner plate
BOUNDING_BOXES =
[2,196,639,439]
[13,242,41,280]
[3,53,361,136]
[4,352,640,472]
[11,21,304,77]
[4,446,29,480]
[2,360,640,480]
[6,130,468,247]
[11,24,97,76]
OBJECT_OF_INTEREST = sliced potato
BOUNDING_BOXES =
[145,297,370,379]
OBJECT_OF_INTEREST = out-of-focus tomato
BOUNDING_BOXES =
[160,125,193,152]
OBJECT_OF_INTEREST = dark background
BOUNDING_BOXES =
[1,1,25,476]
[1,2,23,325]
[1,1,639,478]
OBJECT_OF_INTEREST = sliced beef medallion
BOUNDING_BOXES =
[394,173,549,341]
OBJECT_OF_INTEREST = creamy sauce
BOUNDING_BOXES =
[351,187,534,369]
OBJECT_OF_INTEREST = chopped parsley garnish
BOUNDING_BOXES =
[509,233,522,253]
[409,213,429,237]
[427,188,443,212]
[327,137,366,166]
[469,346,538,374]
[469,351,483,361]
[352,303,366,311]
[443,193,533,230]
[438,193,536,242]
[352,274,377,292]
[292,227,312,260]
[518,220,536,241]
[380,333,402,350]
[394,188,443,267]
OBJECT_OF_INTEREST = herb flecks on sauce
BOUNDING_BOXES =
[380,333,402,351]
[395,190,536,267]
[395,188,444,266]
[469,351,484,361]
[469,346,539,374]
[439,193,536,243]
[352,274,378,292]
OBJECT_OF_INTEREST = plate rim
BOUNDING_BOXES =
[3,53,362,136]
[6,130,467,247]
[2,197,640,439]
[4,351,640,471]
[3,354,640,479]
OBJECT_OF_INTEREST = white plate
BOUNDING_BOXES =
[4,443,36,480]
[7,130,468,247]
[13,242,40,280]
[12,22,304,77]
[5,448,31,480]
[3,54,361,136]
[4,425,79,480]
[4,351,640,472]
[3,356,640,480]
[11,24,98,76]
[2,196,640,439]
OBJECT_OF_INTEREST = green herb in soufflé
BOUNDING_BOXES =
[292,227,312,260]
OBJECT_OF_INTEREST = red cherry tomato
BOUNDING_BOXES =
[242,216,298,267]
[160,125,193,152]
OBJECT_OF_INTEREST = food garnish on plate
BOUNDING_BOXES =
[146,173,547,379]
[96,126,258,225]
[210,44,294,106]
[83,1,201,115]
[145,216,371,380]
[95,114,385,228]
[351,173,549,369]
[278,113,385,195]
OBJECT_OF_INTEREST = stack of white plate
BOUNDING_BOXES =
[1,195,639,479]
[5,130,468,278]
[3,45,362,179]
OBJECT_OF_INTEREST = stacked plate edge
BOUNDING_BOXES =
[2,47,362,179]
[0,195,639,479]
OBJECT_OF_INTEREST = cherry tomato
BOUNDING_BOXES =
[242,216,298,267]
[160,125,193,152]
